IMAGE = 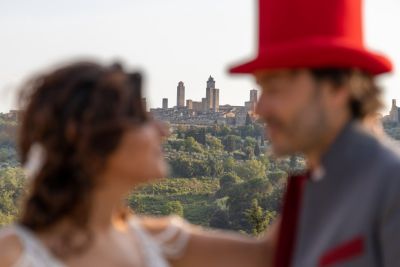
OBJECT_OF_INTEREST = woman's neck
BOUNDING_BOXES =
[88,177,131,231]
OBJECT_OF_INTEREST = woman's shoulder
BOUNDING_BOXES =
[129,215,192,259]
[0,227,24,267]
[132,215,190,235]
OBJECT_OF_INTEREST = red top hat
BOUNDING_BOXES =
[229,0,393,75]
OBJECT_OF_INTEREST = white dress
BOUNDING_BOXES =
[1,216,190,267]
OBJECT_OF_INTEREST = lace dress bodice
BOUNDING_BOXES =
[1,216,190,267]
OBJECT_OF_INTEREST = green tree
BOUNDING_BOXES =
[169,155,193,177]
[168,139,185,151]
[192,159,211,177]
[184,137,203,153]
[207,156,224,178]
[225,178,273,232]
[163,200,184,217]
[209,209,231,229]
[219,172,241,189]
[175,125,187,139]
[186,128,206,145]
[254,143,261,157]
[222,135,242,152]
[245,113,253,126]
[235,159,267,180]
[267,170,287,185]
[206,135,224,152]
[216,125,232,137]
[0,167,26,226]
[244,146,255,160]
[259,155,270,170]
[216,172,241,197]
[244,137,257,149]
[240,124,255,138]
[223,157,236,173]
[244,199,268,236]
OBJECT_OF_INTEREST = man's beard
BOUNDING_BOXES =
[265,101,328,158]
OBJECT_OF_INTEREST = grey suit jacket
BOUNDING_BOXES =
[291,121,400,267]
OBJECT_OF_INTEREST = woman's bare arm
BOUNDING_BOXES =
[170,218,280,267]
[0,232,23,267]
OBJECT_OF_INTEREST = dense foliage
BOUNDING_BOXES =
[0,114,25,226]
[129,122,307,234]
[3,112,400,233]
[0,111,301,233]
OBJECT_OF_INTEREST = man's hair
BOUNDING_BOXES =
[310,69,382,119]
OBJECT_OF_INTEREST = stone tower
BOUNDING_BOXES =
[212,89,219,112]
[206,76,215,110]
[162,98,168,109]
[177,81,185,108]
[250,89,258,103]
[186,99,193,110]
[390,99,399,122]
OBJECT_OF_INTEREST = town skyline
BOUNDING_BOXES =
[0,0,399,114]
[152,75,254,111]
[149,75,259,126]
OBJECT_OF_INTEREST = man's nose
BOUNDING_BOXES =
[255,99,263,116]
[255,94,269,118]
[255,93,277,123]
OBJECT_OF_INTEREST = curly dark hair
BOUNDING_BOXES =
[17,61,149,256]
[310,68,382,119]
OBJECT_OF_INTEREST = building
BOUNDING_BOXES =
[192,101,203,112]
[212,88,219,112]
[150,75,260,126]
[389,99,400,122]
[201,98,208,112]
[206,76,215,110]
[245,101,256,112]
[177,81,185,108]
[162,98,168,109]
[244,89,258,113]
[186,99,193,110]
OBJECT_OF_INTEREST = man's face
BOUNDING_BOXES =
[255,69,333,156]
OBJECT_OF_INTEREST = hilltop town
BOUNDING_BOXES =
[385,99,400,123]
[149,76,258,126]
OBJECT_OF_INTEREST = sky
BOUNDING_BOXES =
[0,0,399,114]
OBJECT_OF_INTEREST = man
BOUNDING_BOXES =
[229,0,400,266]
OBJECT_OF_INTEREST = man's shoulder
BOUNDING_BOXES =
[345,128,400,188]
[0,227,24,267]
[360,136,400,196]
[373,137,400,171]
[352,127,400,170]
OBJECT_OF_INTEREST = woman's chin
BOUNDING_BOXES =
[127,162,169,186]
[148,163,169,181]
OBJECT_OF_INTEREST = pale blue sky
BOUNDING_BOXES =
[0,0,399,114]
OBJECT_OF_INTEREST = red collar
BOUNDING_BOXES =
[273,172,310,267]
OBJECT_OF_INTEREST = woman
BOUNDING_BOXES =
[0,61,276,267]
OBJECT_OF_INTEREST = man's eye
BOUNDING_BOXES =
[266,86,281,95]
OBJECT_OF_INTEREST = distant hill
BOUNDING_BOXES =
[0,114,303,234]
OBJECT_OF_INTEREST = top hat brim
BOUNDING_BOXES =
[229,38,393,75]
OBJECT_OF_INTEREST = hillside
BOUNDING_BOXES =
[0,113,307,234]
